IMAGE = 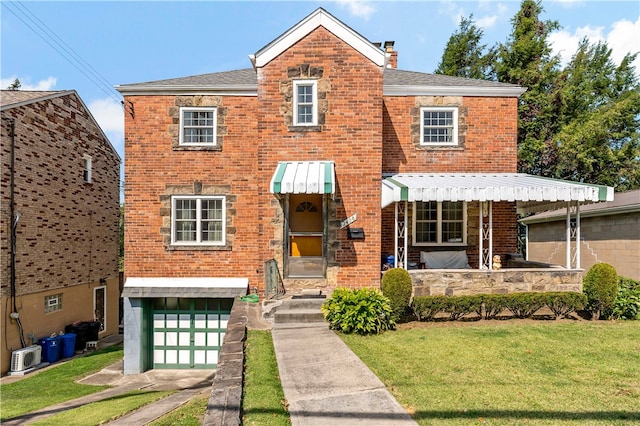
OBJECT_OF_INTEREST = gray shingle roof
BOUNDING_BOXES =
[0,90,67,108]
[116,67,524,97]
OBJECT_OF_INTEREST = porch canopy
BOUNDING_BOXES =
[270,161,335,194]
[381,173,613,213]
[381,173,614,270]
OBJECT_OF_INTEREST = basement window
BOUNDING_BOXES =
[45,293,63,313]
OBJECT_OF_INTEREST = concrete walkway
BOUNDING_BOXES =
[272,322,418,425]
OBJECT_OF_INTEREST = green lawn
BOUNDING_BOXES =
[149,393,209,426]
[242,330,290,426]
[341,321,640,425]
[0,345,124,421]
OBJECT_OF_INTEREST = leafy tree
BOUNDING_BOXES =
[7,78,21,90]
[551,40,640,190]
[494,0,560,176]
[435,15,495,80]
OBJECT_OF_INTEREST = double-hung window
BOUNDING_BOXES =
[293,80,317,126]
[83,155,92,183]
[413,201,466,245]
[172,196,225,245]
[179,107,217,145]
[420,107,458,145]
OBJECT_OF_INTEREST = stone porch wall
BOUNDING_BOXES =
[410,268,583,297]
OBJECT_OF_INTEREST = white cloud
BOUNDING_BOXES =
[88,97,124,160]
[0,76,57,90]
[476,15,498,29]
[549,17,640,76]
[335,0,376,20]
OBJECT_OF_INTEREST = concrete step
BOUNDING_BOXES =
[274,309,325,324]
[284,298,326,310]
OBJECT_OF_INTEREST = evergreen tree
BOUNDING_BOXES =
[552,40,640,190]
[7,78,21,90]
[435,15,495,80]
[494,0,560,175]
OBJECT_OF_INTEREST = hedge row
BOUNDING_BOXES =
[412,292,586,321]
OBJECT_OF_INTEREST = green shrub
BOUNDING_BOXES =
[321,287,395,335]
[442,295,483,320]
[544,292,587,319]
[482,294,508,319]
[381,268,413,322]
[412,296,447,321]
[504,292,546,318]
[583,263,619,320]
[609,277,640,320]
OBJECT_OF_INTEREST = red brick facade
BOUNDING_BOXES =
[121,11,521,295]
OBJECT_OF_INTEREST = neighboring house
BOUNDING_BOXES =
[521,189,640,281]
[116,9,613,374]
[1,90,121,375]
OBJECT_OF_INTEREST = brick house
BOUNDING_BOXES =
[521,189,640,280]
[1,90,121,375]
[117,9,613,373]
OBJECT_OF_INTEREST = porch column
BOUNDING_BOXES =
[394,201,407,269]
[479,201,493,269]
[566,202,571,269]
[575,203,581,269]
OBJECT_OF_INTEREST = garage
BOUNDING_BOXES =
[152,298,232,369]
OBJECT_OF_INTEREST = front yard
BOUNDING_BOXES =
[341,320,640,425]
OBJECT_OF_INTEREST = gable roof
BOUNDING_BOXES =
[250,8,386,68]
[1,90,69,110]
[1,90,121,161]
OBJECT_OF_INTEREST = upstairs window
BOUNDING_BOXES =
[413,201,466,245]
[171,196,225,246]
[420,107,458,145]
[293,80,317,126]
[83,155,92,183]
[179,107,217,145]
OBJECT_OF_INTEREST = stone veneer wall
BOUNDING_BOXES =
[410,269,583,297]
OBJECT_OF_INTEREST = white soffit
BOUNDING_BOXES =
[252,8,385,68]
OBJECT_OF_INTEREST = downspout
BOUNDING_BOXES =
[7,117,26,347]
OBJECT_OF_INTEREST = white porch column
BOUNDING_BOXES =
[479,201,493,269]
[394,201,408,269]
[575,203,581,269]
[566,202,571,269]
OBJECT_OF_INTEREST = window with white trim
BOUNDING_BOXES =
[45,293,63,313]
[293,80,317,126]
[171,196,225,245]
[83,155,92,183]
[420,107,458,145]
[179,107,217,145]
[413,201,466,245]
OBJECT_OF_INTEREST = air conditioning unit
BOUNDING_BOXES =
[11,345,42,372]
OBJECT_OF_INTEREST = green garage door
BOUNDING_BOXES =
[152,298,232,369]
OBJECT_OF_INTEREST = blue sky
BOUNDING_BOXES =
[2,0,639,170]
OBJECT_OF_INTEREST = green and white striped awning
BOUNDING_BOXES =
[270,161,335,194]
[382,173,614,213]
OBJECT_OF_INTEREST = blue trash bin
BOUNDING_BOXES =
[59,333,77,358]
[39,336,61,363]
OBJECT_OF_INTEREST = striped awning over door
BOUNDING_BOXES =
[270,161,335,194]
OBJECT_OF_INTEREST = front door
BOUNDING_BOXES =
[286,194,324,277]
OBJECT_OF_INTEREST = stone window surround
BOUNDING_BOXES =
[160,182,235,251]
[411,96,467,150]
[169,96,227,151]
[179,106,218,146]
[171,195,226,246]
[282,64,329,132]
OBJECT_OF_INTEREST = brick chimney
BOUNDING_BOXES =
[384,41,397,69]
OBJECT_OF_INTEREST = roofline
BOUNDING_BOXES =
[252,8,385,68]
[0,90,74,111]
[115,85,258,96]
[384,85,527,97]
[520,203,640,224]
[1,90,121,162]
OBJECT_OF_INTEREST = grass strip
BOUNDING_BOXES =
[1,345,123,421]
[149,393,209,426]
[31,390,173,426]
[341,321,640,425]
[242,330,290,426]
